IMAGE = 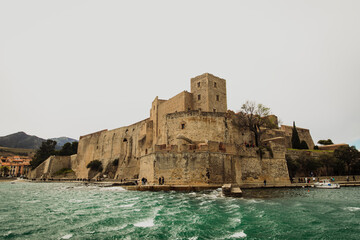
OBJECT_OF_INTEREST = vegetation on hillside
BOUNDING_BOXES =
[318,139,334,145]
[54,168,74,176]
[30,140,78,169]
[286,146,360,177]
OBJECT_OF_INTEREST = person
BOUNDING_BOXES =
[264,179,267,186]
[347,176,349,182]
[158,177,161,185]
[353,175,356,181]
[161,176,165,185]
[305,177,307,183]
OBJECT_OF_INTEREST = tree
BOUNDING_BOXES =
[299,140,309,150]
[298,152,321,175]
[286,155,300,177]
[317,139,334,145]
[234,101,272,147]
[86,160,103,172]
[291,121,301,149]
[30,140,57,169]
[334,145,359,175]
[0,166,10,176]
[57,141,78,156]
[318,153,337,176]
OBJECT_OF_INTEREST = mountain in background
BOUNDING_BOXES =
[0,132,77,150]
[50,137,78,148]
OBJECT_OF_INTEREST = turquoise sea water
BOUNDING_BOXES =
[0,182,359,239]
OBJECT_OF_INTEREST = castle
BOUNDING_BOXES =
[30,73,315,186]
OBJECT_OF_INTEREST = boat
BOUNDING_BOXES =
[314,179,340,189]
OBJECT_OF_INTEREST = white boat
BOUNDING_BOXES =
[314,179,340,189]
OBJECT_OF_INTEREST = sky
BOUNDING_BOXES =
[0,1,359,148]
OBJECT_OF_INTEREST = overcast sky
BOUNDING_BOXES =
[1,1,359,148]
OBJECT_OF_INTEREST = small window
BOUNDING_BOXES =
[197,82,200,87]
[214,82,217,88]
[153,106,155,110]
[199,108,202,111]
[198,94,201,100]
[216,95,219,101]
[181,123,185,129]
[213,109,216,112]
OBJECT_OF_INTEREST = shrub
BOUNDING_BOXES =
[54,168,73,176]
[299,140,309,150]
[86,160,103,172]
[113,158,119,166]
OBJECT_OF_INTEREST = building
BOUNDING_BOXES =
[30,73,315,186]
[0,155,31,177]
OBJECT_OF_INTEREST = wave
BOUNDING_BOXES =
[60,234,73,239]
[344,207,360,212]
[230,231,247,238]
[100,186,126,191]
[134,218,154,228]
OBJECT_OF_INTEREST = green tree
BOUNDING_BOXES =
[318,153,337,176]
[317,139,334,145]
[58,141,78,156]
[234,101,272,147]
[0,166,10,176]
[291,121,301,149]
[86,160,103,172]
[30,140,57,169]
[334,145,359,175]
[286,155,300,177]
[299,140,309,150]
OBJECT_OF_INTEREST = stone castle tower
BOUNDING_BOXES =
[190,73,227,113]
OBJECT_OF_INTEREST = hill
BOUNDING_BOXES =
[0,132,45,149]
[50,137,78,149]
[0,146,35,157]
[0,132,77,150]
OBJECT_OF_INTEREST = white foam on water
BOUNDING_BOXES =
[61,234,73,239]
[189,237,198,240]
[134,209,141,212]
[69,199,83,203]
[134,218,155,228]
[245,199,264,204]
[121,203,135,208]
[230,231,247,238]
[344,207,360,212]
[100,186,126,191]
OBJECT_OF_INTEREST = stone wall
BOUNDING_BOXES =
[165,111,253,146]
[139,141,290,186]
[29,155,72,179]
[139,152,237,185]
[74,119,150,180]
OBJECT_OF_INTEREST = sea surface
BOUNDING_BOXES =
[0,182,359,240]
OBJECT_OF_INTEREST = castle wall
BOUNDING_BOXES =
[165,111,252,146]
[74,119,150,179]
[281,125,315,149]
[28,155,72,179]
[139,152,237,185]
